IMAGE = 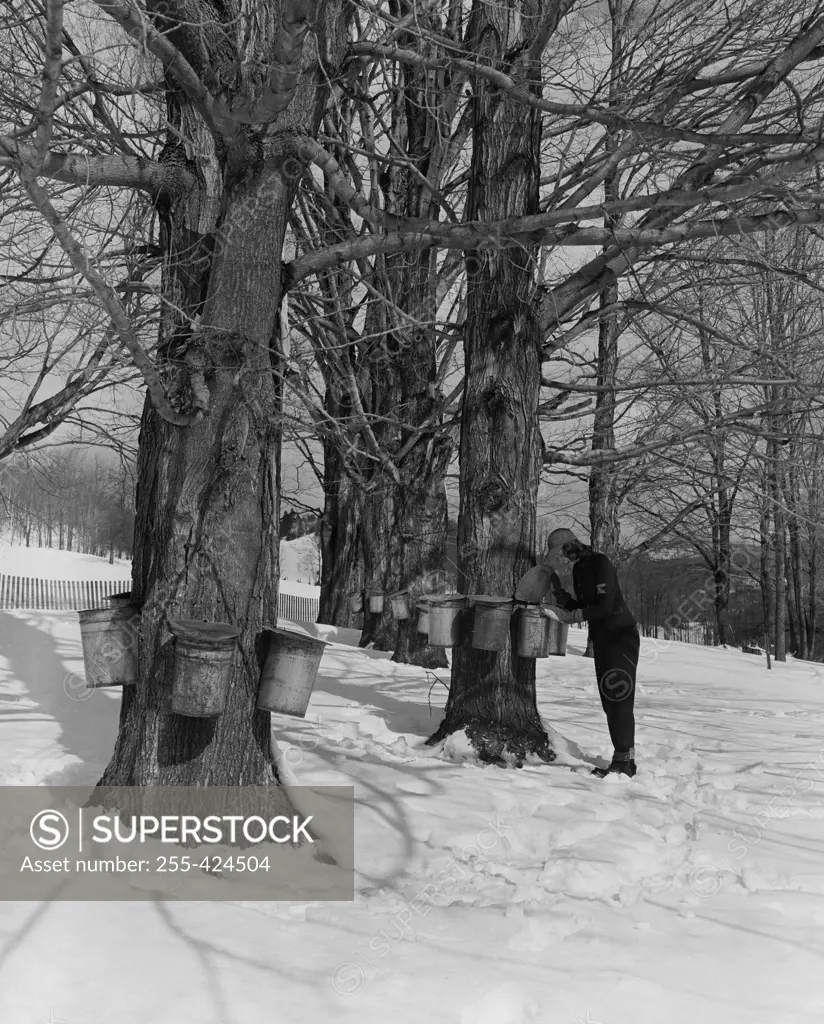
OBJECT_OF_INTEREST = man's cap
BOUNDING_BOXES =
[546,527,584,553]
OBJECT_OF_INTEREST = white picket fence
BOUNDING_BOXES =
[0,575,130,610]
[0,574,319,621]
[277,593,320,622]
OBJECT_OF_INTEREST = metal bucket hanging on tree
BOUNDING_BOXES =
[468,595,514,652]
[256,627,328,718]
[427,594,465,646]
[516,605,568,657]
[349,592,363,613]
[367,591,385,613]
[389,590,410,619]
[77,602,142,688]
[167,620,242,717]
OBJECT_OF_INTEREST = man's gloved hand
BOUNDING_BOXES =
[541,604,583,624]
[547,569,565,600]
[547,570,575,609]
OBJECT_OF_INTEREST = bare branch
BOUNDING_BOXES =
[541,14,824,335]
[299,136,399,229]
[349,43,814,148]
[9,168,197,427]
[0,137,191,196]
[544,402,782,468]
[285,206,824,288]
[30,0,65,175]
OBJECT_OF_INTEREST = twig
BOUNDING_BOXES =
[425,670,449,716]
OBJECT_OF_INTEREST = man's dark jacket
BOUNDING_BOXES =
[554,552,636,635]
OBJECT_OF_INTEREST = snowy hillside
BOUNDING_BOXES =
[0,537,319,588]
[0,598,823,1021]
[0,542,131,580]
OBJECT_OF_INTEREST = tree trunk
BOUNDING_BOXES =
[358,480,398,649]
[808,459,818,658]
[100,163,288,786]
[589,284,621,561]
[713,500,732,646]
[428,0,550,765]
[785,443,807,658]
[770,438,787,662]
[318,384,364,630]
[318,11,454,666]
[759,476,775,652]
[390,435,451,669]
[382,13,454,670]
[99,0,345,787]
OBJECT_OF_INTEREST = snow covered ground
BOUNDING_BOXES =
[0,541,132,580]
[0,548,823,1023]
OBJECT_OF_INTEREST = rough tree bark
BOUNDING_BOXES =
[764,275,788,663]
[711,508,733,646]
[99,0,347,785]
[698,314,734,648]
[807,456,819,658]
[318,380,364,630]
[769,434,788,663]
[784,432,808,658]
[759,458,775,659]
[428,0,553,764]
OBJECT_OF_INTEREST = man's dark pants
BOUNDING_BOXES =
[590,624,640,754]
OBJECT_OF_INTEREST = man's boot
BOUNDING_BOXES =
[591,748,636,778]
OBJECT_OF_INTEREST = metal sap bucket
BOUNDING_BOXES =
[468,595,513,651]
[349,591,363,613]
[427,594,465,646]
[416,600,430,636]
[256,627,328,718]
[77,603,142,687]
[168,620,242,717]
[389,590,410,619]
[367,591,385,613]
[517,605,568,657]
[106,590,136,608]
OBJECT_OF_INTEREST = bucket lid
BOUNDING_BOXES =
[389,590,408,599]
[466,594,513,606]
[167,619,242,644]
[264,626,328,650]
[426,593,465,606]
[78,604,141,623]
